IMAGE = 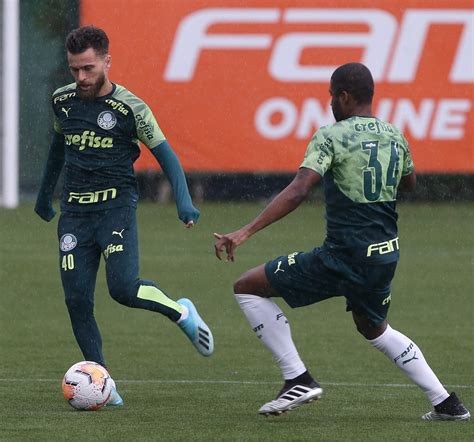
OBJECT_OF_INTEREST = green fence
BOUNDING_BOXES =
[19,0,78,193]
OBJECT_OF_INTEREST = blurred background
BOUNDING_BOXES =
[0,0,473,207]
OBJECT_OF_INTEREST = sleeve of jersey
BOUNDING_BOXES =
[38,99,64,197]
[401,137,415,176]
[150,141,200,224]
[53,115,62,134]
[37,131,65,195]
[299,129,334,177]
[34,131,65,221]
[134,102,166,148]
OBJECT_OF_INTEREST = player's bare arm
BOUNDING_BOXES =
[398,171,416,192]
[214,167,321,261]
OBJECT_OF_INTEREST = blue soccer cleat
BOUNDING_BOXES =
[106,380,124,407]
[177,298,214,357]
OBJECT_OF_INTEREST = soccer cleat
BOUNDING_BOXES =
[177,298,214,357]
[422,392,470,421]
[106,380,124,407]
[258,380,323,416]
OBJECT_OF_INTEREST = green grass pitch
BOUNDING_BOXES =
[0,202,472,440]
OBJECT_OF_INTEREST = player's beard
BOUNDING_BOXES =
[77,72,106,100]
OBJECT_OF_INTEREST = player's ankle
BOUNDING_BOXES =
[286,370,314,385]
[177,304,189,323]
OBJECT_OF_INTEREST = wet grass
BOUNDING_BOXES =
[0,202,472,440]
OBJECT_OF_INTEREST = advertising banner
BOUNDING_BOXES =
[81,0,474,173]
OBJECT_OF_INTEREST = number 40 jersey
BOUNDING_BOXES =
[301,116,415,265]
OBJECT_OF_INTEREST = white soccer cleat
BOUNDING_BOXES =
[258,383,323,416]
[177,298,214,356]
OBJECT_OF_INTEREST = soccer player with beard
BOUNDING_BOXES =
[35,26,214,406]
[214,63,470,421]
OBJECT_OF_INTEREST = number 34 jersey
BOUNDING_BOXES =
[301,116,414,265]
[52,82,165,212]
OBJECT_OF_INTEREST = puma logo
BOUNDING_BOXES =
[61,107,71,118]
[112,229,124,239]
[402,351,419,365]
[274,261,285,274]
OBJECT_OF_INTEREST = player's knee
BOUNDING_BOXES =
[353,316,387,340]
[234,268,270,296]
[108,280,138,307]
[354,321,368,337]
[233,272,252,294]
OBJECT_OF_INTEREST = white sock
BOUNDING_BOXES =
[235,294,306,379]
[369,324,449,406]
[177,305,189,323]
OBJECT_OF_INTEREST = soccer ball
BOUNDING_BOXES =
[61,361,113,410]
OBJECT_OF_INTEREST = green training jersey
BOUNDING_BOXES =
[52,82,165,212]
[301,116,414,265]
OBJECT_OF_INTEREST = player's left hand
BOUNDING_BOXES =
[178,205,200,227]
[34,197,56,222]
[213,229,250,262]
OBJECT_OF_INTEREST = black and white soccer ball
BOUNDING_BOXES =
[61,361,113,410]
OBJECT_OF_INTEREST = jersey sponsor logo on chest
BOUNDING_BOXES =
[64,130,114,150]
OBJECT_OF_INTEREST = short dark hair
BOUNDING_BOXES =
[331,63,374,104]
[66,26,109,55]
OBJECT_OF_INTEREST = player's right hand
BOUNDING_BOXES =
[34,201,56,222]
[213,229,250,262]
